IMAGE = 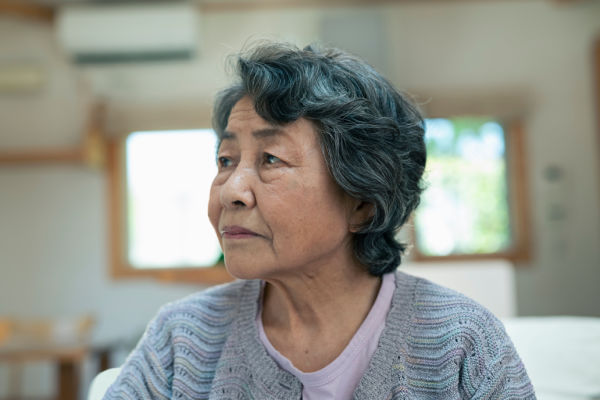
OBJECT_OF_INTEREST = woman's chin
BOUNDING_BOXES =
[223,259,265,281]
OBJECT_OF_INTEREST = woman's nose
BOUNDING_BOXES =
[220,165,256,209]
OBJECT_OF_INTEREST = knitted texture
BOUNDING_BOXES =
[104,272,535,399]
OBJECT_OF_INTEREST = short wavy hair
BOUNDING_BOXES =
[212,42,426,276]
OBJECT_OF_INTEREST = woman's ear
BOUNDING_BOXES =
[349,201,374,232]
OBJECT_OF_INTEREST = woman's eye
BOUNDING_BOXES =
[217,156,232,168]
[264,153,281,165]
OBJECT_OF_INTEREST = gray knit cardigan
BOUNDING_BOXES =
[104,271,535,399]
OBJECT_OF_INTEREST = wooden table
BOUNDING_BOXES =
[0,339,90,400]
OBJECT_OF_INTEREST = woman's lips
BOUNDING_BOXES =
[221,225,260,239]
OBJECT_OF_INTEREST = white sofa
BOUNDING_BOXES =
[89,367,121,400]
[503,316,600,400]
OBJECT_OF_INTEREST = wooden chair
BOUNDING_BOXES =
[0,315,95,400]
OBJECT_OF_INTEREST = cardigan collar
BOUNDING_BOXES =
[219,271,418,399]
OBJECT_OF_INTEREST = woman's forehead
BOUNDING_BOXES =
[223,97,318,148]
[225,97,272,132]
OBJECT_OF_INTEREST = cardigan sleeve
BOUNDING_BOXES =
[102,306,175,400]
[461,312,536,400]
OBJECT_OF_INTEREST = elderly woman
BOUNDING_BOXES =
[105,43,534,399]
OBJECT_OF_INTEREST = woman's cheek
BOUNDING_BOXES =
[207,184,221,231]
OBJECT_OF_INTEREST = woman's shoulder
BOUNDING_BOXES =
[392,270,535,398]
[150,279,259,335]
[395,270,510,346]
[105,279,262,398]
[395,270,501,324]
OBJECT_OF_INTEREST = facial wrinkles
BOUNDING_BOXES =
[214,97,353,272]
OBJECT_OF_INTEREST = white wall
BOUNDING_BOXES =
[378,1,600,316]
[1,0,600,396]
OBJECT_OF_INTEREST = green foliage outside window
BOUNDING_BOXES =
[414,118,511,256]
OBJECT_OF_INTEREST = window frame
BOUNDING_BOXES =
[595,38,600,203]
[410,117,532,263]
[107,135,233,284]
[106,106,533,279]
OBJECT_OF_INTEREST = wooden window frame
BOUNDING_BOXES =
[595,38,600,203]
[410,117,532,263]
[0,2,54,22]
[107,115,533,279]
[107,136,233,285]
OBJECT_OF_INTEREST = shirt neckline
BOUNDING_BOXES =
[232,270,419,399]
[257,272,396,387]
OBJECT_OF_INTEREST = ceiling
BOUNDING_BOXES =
[0,0,585,23]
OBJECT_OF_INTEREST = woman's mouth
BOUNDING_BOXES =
[221,225,260,239]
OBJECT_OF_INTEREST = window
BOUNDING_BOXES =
[108,118,531,283]
[108,129,231,283]
[411,117,531,261]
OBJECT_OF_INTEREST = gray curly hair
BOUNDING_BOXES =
[212,42,426,276]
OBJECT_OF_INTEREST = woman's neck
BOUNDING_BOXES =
[261,260,382,372]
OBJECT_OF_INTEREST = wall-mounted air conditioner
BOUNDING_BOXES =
[56,2,200,64]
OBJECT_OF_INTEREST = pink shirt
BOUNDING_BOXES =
[257,272,396,400]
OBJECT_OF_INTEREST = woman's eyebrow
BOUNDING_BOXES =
[221,130,236,141]
[221,127,283,141]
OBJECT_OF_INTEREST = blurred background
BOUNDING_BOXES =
[0,0,599,398]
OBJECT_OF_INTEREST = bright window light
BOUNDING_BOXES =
[414,118,511,256]
[125,129,222,268]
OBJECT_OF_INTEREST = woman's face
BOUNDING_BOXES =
[208,96,357,280]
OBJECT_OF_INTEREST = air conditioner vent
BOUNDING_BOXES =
[56,2,200,64]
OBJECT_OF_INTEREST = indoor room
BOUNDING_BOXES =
[0,0,599,399]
